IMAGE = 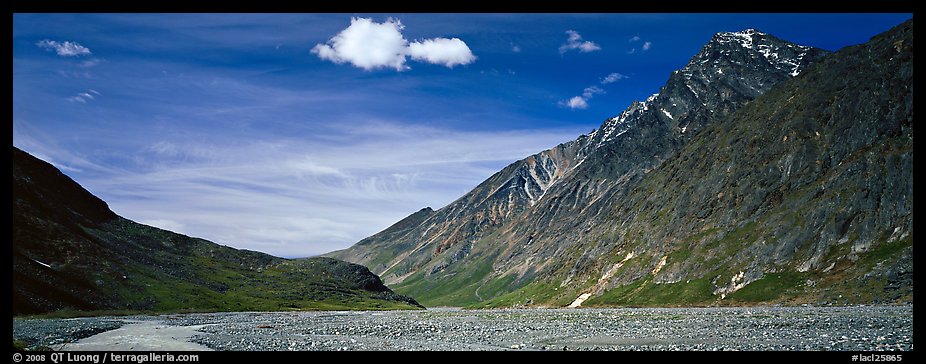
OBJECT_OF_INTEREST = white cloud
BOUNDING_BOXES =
[311,17,410,71]
[67,96,88,103]
[582,86,605,98]
[408,38,476,68]
[36,39,91,57]
[312,17,476,71]
[601,72,628,84]
[564,96,588,109]
[628,39,652,54]
[286,158,349,178]
[67,89,100,103]
[563,84,607,110]
[629,36,641,42]
[512,45,521,53]
[559,30,601,54]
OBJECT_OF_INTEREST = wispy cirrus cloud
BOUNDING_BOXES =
[78,58,103,68]
[601,72,628,84]
[628,35,652,54]
[582,86,604,98]
[16,116,585,258]
[36,39,92,57]
[559,30,601,54]
[311,17,476,71]
[67,89,100,103]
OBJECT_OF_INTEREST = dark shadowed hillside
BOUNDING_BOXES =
[12,147,422,315]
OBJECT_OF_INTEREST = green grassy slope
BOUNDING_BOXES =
[12,147,422,316]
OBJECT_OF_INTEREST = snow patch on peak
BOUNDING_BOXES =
[641,93,659,111]
[583,127,599,141]
[786,49,811,76]
[661,109,673,119]
[597,105,639,147]
[591,92,662,148]
[734,28,766,36]
[757,44,774,57]
[684,80,700,98]
[708,29,813,78]
[717,30,757,49]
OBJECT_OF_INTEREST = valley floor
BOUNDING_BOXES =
[13,305,912,351]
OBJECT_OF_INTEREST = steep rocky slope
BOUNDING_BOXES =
[331,21,912,308]
[574,19,913,307]
[12,147,422,315]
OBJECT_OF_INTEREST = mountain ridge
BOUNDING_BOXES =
[327,27,831,290]
[328,21,912,308]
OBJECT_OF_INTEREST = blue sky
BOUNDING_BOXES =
[12,13,911,258]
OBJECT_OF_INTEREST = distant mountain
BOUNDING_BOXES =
[328,21,912,308]
[12,147,422,315]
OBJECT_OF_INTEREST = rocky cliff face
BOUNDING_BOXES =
[566,20,913,306]
[12,147,422,314]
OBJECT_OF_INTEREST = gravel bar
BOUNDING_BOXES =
[13,305,913,351]
[12,317,126,350]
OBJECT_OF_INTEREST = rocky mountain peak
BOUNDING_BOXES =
[713,28,768,46]
[328,26,835,300]
[689,28,824,78]
[584,30,827,152]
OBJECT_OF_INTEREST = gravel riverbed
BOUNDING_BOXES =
[13,305,913,351]
[12,318,125,350]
